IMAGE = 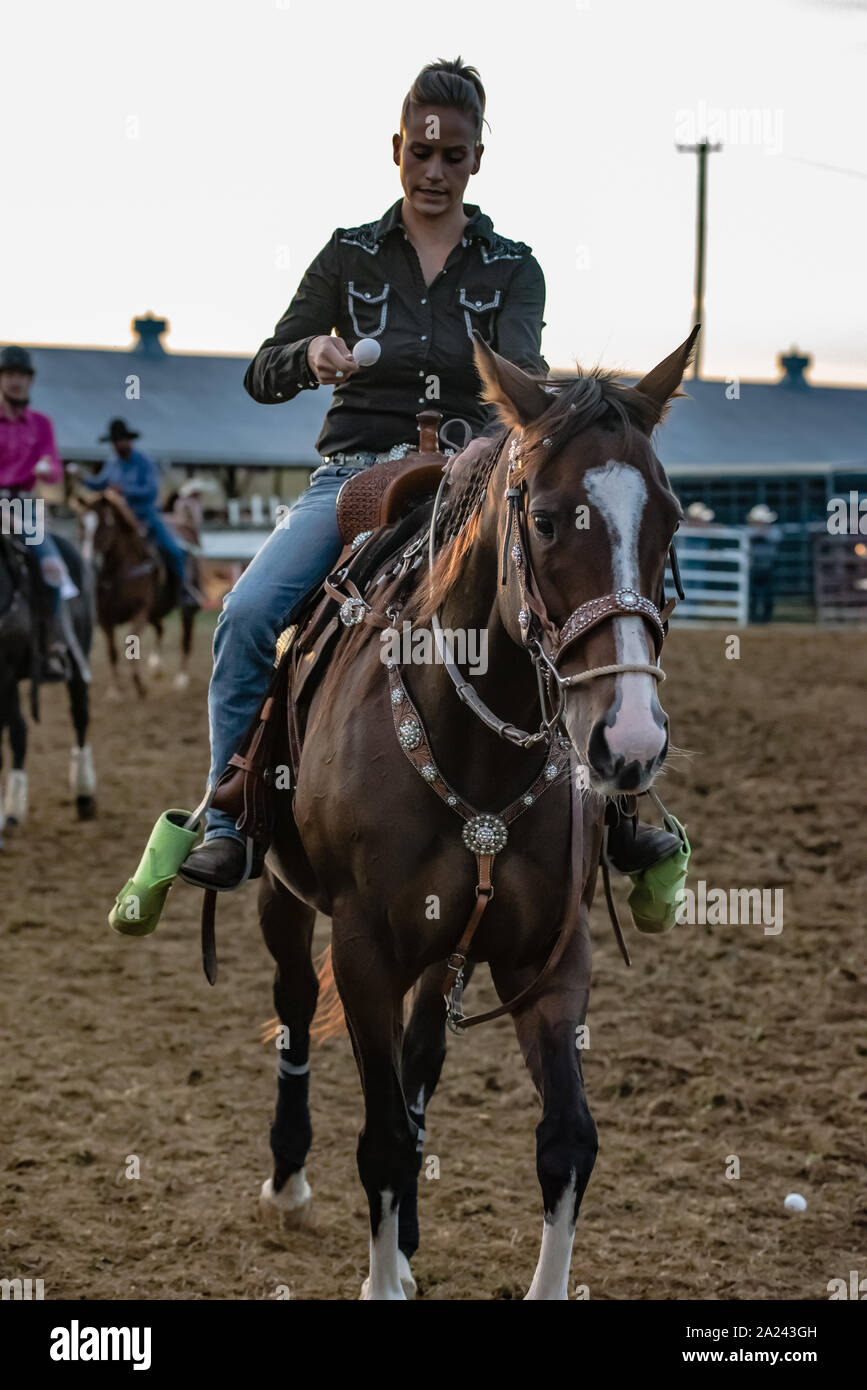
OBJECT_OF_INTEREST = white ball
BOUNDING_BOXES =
[784,1193,807,1213]
[352,338,381,367]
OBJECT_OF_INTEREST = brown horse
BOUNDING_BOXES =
[254,329,697,1299]
[75,490,198,697]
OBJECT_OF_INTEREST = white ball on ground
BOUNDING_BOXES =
[784,1192,807,1212]
[352,338,381,367]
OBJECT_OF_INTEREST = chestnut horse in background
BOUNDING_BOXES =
[252,330,697,1299]
[75,491,199,697]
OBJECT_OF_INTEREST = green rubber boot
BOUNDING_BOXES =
[109,810,202,937]
[626,815,690,935]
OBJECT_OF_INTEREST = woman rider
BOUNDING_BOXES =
[180,57,680,896]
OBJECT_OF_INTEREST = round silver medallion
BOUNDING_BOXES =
[421,764,437,781]
[462,814,508,855]
[390,687,404,705]
[511,543,522,563]
[518,609,530,628]
[397,718,422,751]
[544,762,558,780]
[523,794,534,806]
[447,794,457,806]
[339,597,365,626]
[616,587,639,609]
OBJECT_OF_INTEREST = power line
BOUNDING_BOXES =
[782,154,867,182]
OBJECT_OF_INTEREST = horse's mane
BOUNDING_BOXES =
[316,367,672,707]
[92,490,141,535]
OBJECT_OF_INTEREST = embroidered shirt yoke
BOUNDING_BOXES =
[243,200,548,456]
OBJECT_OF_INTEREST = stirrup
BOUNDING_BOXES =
[108,788,211,937]
[626,791,690,935]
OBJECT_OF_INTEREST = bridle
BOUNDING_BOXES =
[428,427,682,751]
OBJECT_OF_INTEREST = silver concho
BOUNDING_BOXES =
[462,814,508,855]
[390,687,404,705]
[518,609,530,628]
[447,794,457,806]
[397,718,422,751]
[544,762,559,780]
[351,529,373,550]
[511,543,522,563]
[523,794,534,806]
[339,597,366,626]
[421,764,437,781]
[616,587,639,609]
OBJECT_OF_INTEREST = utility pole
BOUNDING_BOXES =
[676,139,722,378]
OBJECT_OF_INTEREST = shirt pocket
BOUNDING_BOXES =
[346,281,390,339]
[457,286,502,342]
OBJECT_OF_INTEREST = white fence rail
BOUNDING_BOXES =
[666,525,750,626]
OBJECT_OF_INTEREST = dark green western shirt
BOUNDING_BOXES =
[244,200,547,456]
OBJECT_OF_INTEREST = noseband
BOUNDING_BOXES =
[429,429,679,750]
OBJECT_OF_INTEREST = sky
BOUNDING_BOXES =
[2,0,866,384]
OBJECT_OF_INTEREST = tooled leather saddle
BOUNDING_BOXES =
[206,411,450,848]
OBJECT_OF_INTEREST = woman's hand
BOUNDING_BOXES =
[307,335,359,385]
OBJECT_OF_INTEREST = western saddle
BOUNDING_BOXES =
[208,410,454,845]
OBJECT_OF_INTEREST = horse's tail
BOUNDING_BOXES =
[260,944,348,1049]
[310,945,348,1043]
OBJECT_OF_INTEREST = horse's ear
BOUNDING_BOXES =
[472,332,551,428]
[633,325,700,427]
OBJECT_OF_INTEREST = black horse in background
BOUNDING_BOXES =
[0,528,96,840]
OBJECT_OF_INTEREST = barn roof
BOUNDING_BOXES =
[646,375,867,470]
[5,320,866,472]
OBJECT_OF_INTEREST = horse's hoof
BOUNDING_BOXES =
[76,795,97,821]
[360,1252,416,1300]
[258,1173,315,1231]
[172,671,190,691]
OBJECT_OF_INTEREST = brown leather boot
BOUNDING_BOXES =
[179,836,264,890]
[605,806,682,875]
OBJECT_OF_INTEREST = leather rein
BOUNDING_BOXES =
[427,428,681,749]
[318,426,684,1030]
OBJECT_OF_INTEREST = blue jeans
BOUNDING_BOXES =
[26,531,66,616]
[146,513,187,582]
[205,461,368,842]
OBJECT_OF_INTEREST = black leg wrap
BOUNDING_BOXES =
[270,1043,313,1186]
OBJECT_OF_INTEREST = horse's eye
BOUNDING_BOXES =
[532,514,555,539]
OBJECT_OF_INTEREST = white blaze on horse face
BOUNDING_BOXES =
[583,463,666,768]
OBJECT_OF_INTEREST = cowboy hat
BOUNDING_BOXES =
[178,476,218,496]
[100,417,140,443]
[0,345,35,374]
[747,503,777,524]
[686,501,715,523]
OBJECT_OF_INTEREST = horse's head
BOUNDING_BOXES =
[73,489,139,561]
[473,329,697,796]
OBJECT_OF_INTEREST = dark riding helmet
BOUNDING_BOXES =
[0,345,35,375]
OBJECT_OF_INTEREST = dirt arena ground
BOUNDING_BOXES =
[1,618,864,1301]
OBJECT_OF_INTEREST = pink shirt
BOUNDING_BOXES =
[0,405,63,490]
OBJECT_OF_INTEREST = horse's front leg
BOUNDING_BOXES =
[257,866,318,1231]
[398,959,476,1283]
[493,913,596,1301]
[332,917,418,1301]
